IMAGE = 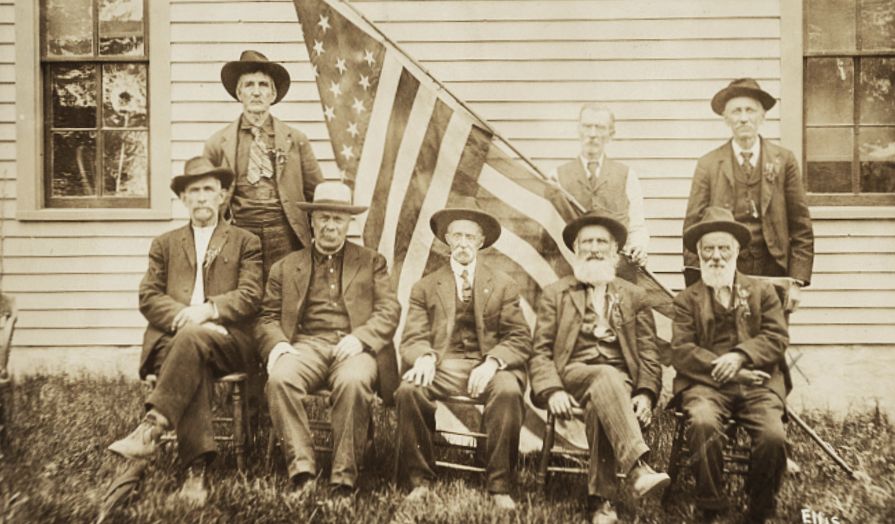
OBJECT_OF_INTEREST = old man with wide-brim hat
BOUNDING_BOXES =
[203,49,324,282]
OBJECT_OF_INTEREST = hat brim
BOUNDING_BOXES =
[170,168,234,196]
[430,208,501,249]
[221,61,291,105]
[683,220,751,252]
[562,214,628,251]
[711,86,776,115]
[296,201,368,215]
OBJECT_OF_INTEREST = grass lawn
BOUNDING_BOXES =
[0,374,892,523]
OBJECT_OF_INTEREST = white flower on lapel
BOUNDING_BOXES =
[204,246,221,270]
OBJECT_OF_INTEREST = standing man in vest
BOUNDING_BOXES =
[395,206,532,511]
[257,182,401,498]
[550,104,650,280]
[108,157,263,506]
[204,50,324,280]
[683,79,814,314]
[530,212,669,524]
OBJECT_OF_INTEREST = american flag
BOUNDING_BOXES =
[293,0,673,452]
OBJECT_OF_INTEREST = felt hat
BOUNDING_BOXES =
[170,156,234,195]
[682,206,751,252]
[710,78,777,115]
[430,207,501,249]
[562,212,628,251]
[221,50,290,105]
[296,181,367,215]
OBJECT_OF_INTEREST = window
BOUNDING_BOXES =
[803,0,895,205]
[41,0,148,208]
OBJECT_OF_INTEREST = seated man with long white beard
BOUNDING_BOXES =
[530,212,669,524]
[672,206,789,524]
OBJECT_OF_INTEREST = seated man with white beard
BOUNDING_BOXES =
[672,207,789,524]
[530,212,669,524]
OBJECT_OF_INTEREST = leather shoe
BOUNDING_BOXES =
[108,413,166,460]
[590,499,618,524]
[629,460,670,499]
[491,493,516,511]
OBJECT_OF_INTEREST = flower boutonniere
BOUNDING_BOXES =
[274,137,293,167]
[607,292,623,323]
[733,284,751,318]
[764,159,781,183]
[204,246,221,270]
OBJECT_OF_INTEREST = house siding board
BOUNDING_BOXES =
[3,0,892,349]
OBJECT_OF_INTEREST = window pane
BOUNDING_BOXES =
[859,58,895,124]
[859,127,895,193]
[806,0,856,52]
[43,0,93,56]
[103,130,148,197]
[51,65,97,129]
[805,58,854,125]
[806,127,854,193]
[859,0,895,51]
[99,0,145,56]
[50,131,97,197]
[103,63,148,127]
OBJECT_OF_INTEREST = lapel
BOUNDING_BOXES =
[557,279,585,364]
[759,138,776,214]
[179,225,196,271]
[718,140,735,192]
[204,223,230,275]
[607,280,639,373]
[434,266,457,341]
[272,116,293,185]
[472,264,494,338]
[291,249,313,304]
[341,242,361,295]
[221,118,239,169]
[694,281,717,347]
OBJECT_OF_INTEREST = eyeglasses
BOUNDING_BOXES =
[699,245,734,258]
[446,232,482,244]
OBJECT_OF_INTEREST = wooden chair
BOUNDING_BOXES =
[0,295,17,454]
[537,406,591,488]
[433,395,489,475]
[662,410,751,508]
[143,372,249,471]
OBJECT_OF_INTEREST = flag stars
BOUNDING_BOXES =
[351,97,366,114]
[363,49,376,68]
[323,105,336,121]
[358,74,371,91]
[310,63,319,78]
[346,121,359,138]
[317,14,331,34]
[329,80,342,98]
[313,40,325,57]
[340,144,355,161]
[335,57,348,75]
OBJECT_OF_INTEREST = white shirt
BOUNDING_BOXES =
[190,225,216,306]
[548,153,649,252]
[731,139,761,170]
[589,283,608,319]
[450,256,476,299]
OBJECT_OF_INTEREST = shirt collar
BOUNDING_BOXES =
[731,138,760,167]
[240,114,274,135]
[313,242,345,262]
[450,256,476,280]
[578,153,605,173]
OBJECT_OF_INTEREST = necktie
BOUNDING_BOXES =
[586,160,599,188]
[740,151,753,176]
[460,269,473,303]
[247,126,274,184]
[715,285,733,309]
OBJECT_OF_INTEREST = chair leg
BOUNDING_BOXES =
[232,380,246,472]
[663,415,687,509]
[538,412,556,490]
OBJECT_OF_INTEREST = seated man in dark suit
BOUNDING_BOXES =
[394,207,532,511]
[108,157,263,506]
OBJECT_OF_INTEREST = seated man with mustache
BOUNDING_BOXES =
[530,212,669,524]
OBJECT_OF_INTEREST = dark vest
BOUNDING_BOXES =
[568,291,626,369]
[232,116,286,226]
[709,295,739,355]
[731,149,777,275]
[556,158,630,227]
[295,249,351,344]
[447,290,480,359]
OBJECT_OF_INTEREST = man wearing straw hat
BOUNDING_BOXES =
[394,206,532,511]
[204,50,324,280]
[108,157,263,506]
[683,78,814,314]
[257,181,400,498]
[672,206,790,523]
[529,211,669,524]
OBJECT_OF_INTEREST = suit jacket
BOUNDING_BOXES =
[671,272,789,401]
[255,241,401,362]
[683,138,814,284]
[138,222,263,378]
[529,276,662,406]
[203,115,324,249]
[400,264,532,387]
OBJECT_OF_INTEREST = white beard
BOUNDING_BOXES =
[700,258,736,289]
[573,257,617,286]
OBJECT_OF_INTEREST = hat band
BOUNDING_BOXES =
[309,199,356,206]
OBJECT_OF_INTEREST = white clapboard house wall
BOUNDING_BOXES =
[1,1,893,361]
